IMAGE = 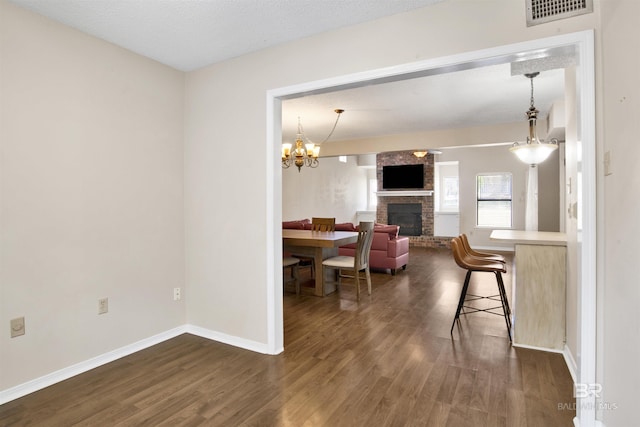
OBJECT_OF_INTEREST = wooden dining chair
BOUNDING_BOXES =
[311,217,336,231]
[295,217,337,277]
[283,256,301,295]
[322,221,374,300]
[450,236,512,341]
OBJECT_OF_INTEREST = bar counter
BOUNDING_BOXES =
[490,230,567,351]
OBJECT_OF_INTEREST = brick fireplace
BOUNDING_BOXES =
[388,203,422,236]
[376,151,450,248]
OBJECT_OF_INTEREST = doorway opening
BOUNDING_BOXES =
[268,29,595,425]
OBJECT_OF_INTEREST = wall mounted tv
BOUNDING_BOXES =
[382,164,424,189]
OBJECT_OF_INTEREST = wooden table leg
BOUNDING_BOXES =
[313,248,324,297]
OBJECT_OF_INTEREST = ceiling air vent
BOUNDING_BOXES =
[526,0,593,26]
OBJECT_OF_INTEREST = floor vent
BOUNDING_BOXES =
[526,0,593,26]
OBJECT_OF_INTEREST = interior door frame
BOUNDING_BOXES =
[266,30,596,426]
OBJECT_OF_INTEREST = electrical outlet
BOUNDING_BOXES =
[10,317,25,338]
[173,287,181,301]
[98,298,108,315]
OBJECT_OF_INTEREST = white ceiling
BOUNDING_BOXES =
[10,0,443,71]
[282,63,565,145]
[10,0,567,147]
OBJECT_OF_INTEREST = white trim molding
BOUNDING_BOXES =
[186,324,274,354]
[0,325,274,405]
[268,29,596,427]
[376,190,434,197]
[0,326,187,405]
[564,343,578,383]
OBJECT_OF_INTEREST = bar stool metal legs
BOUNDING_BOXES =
[450,237,512,342]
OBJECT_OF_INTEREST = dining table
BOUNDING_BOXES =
[282,229,359,296]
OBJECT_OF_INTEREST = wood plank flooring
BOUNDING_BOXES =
[0,247,575,426]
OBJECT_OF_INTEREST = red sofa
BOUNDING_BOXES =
[282,219,409,275]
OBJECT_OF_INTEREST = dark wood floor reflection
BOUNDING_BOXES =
[0,247,575,426]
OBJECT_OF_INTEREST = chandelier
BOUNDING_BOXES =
[282,109,344,172]
[509,72,558,166]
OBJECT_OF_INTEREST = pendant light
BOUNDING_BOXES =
[509,72,558,166]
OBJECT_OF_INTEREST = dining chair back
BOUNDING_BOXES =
[311,217,336,231]
[322,221,374,300]
[354,221,375,271]
[294,218,337,277]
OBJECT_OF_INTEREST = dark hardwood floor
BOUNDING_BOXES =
[0,247,575,426]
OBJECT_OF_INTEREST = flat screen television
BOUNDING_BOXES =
[382,164,424,189]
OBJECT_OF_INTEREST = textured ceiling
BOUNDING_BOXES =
[9,0,568,147]
[9,0,443,71]
[282,63,565,144]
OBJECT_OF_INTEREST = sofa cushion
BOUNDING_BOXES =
[370,232,391,251]
[373,224,399,239]
[335,222,357,231]
[282,219,310,229]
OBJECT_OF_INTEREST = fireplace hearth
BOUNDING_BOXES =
[388,203,422,236]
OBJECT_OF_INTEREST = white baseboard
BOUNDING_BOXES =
[185,324,272,354]
[574,417,606,427]
[0,324,272,405]
[512,343,578,386]
[0,326,187,405]
[512,342,565,354]
[563,343,578,383]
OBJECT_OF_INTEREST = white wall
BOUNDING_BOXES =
[437,145,540,249]
[8,1,638,425]
[184,0,594,356]
[563,66,580,388]
[282,156,368,224]
[600,0,640,424]
[537,150,561,232]
[0,1,185,391]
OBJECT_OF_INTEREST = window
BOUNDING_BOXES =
[435,162,459,212]
[368,178,377,210]
[477,173,512,227]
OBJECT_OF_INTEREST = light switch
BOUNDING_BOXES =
[604,150,612,176]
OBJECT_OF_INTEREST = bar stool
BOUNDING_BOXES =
[459,233,506,264]
[450,237,512,341]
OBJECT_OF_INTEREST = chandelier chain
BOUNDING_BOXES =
[319,110,343,144]
[297,110,343,144]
